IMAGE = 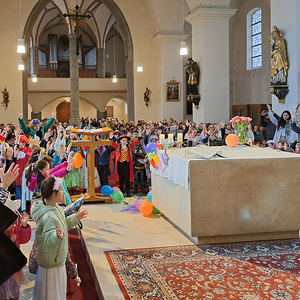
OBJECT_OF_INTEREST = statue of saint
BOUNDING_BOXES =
[184,58,201,109]
[185,58,200,96]
[269,26,289,84]
[144,87,150,107]
[1,87,9,108]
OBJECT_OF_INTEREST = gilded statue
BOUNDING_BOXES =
[1,87,9,108]
[144,87,150,107]
[184,58,201,109]
[269,26,288,84]
[185,58,200,96]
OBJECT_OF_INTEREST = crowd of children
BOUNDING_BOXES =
[1,105,300,299]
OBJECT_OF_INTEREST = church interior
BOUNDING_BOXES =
[2,0,300,299]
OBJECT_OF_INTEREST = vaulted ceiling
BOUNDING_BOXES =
[31,0,116,48]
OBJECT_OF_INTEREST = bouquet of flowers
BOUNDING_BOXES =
[229,116,252,144]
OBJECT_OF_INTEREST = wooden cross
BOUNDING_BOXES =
[63,5,91,55]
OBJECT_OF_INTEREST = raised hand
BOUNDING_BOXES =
[13,144,20,158]
[20,212,29,227]
[0,163,19,190]
[76,208,88,220]
[67,157,74,172]
[291,112,297,122]
[51,111,57,119]
[18,110,23,119]
[0,129,7,139]
[6,147,13,160]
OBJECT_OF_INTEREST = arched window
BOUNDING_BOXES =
[247,8,262,69]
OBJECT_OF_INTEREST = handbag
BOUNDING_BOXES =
[28,241,38,274]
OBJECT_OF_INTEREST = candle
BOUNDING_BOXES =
[168,133,173,144]
[159,134,165,144]
[177,133,183,143]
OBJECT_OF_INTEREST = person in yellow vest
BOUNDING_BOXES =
[111,132,141,197]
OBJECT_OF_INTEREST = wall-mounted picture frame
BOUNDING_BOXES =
[166,80,180,101]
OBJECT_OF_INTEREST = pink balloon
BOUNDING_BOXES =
[135,199,147,211]
[113,187,120,191]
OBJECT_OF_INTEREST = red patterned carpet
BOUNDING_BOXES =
[105,239,300,299]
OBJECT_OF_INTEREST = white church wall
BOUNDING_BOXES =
[0,0,35,124]
[230,0,271,110]
[116,0,161,123]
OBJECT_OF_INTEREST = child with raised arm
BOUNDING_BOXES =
[31,177,88,300]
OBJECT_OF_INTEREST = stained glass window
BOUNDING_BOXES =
[251,9,262,68]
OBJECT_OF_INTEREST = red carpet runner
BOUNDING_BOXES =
[105,239,300,299]
[67,229,99,300]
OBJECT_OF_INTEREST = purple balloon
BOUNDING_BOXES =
[135,199,147,211]
[146,142,157,153]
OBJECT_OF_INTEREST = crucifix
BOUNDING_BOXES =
[63,5,91,55]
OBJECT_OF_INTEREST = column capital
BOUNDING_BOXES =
[186,0,231,12]
[186,7,237,25]
[154,31,188,42]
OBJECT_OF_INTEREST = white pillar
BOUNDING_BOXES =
[154,33,186,122]
[270,0,300,115]
[186,7,236,124]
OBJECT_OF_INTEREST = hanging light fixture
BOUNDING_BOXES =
[32,74,37,82]
[112,28,118,83]
[17,0,26,54]
[180,0,188,56]
[137,62,143,72]
[18,61,25,71]
[17,39,25,53]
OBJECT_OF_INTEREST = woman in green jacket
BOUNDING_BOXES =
[31,176,88,300]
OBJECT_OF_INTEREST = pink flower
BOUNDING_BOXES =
[240,117,247,121]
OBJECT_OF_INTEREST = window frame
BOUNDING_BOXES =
[247,8,262,70]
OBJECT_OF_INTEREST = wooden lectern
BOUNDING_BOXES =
[70,127,113,203]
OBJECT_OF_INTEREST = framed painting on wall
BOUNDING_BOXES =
[166,80,180,101]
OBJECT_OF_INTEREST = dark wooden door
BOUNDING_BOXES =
[56,101,70,122]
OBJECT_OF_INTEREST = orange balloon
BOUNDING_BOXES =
[225,134,239,148]
[140,201,153,216]
[73,152,84,168]
[81,136,89,151]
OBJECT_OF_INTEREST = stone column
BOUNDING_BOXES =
[154,33,186,122]
[97,48,104,78]
[127,58,134,122]
[31,112,41,120]
[186,7,236,123]
[22,54,28,122]
[32,46,39,76]
[97,111,106,119]
[69,34,80,125]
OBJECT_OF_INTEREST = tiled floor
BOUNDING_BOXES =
[20,202,195,299]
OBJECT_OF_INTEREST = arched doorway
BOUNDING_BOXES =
[56,101,70,122]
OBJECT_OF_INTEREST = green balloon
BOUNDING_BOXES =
[148,153,154,161]
[152,206,161,214]
[112,190,124,203]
